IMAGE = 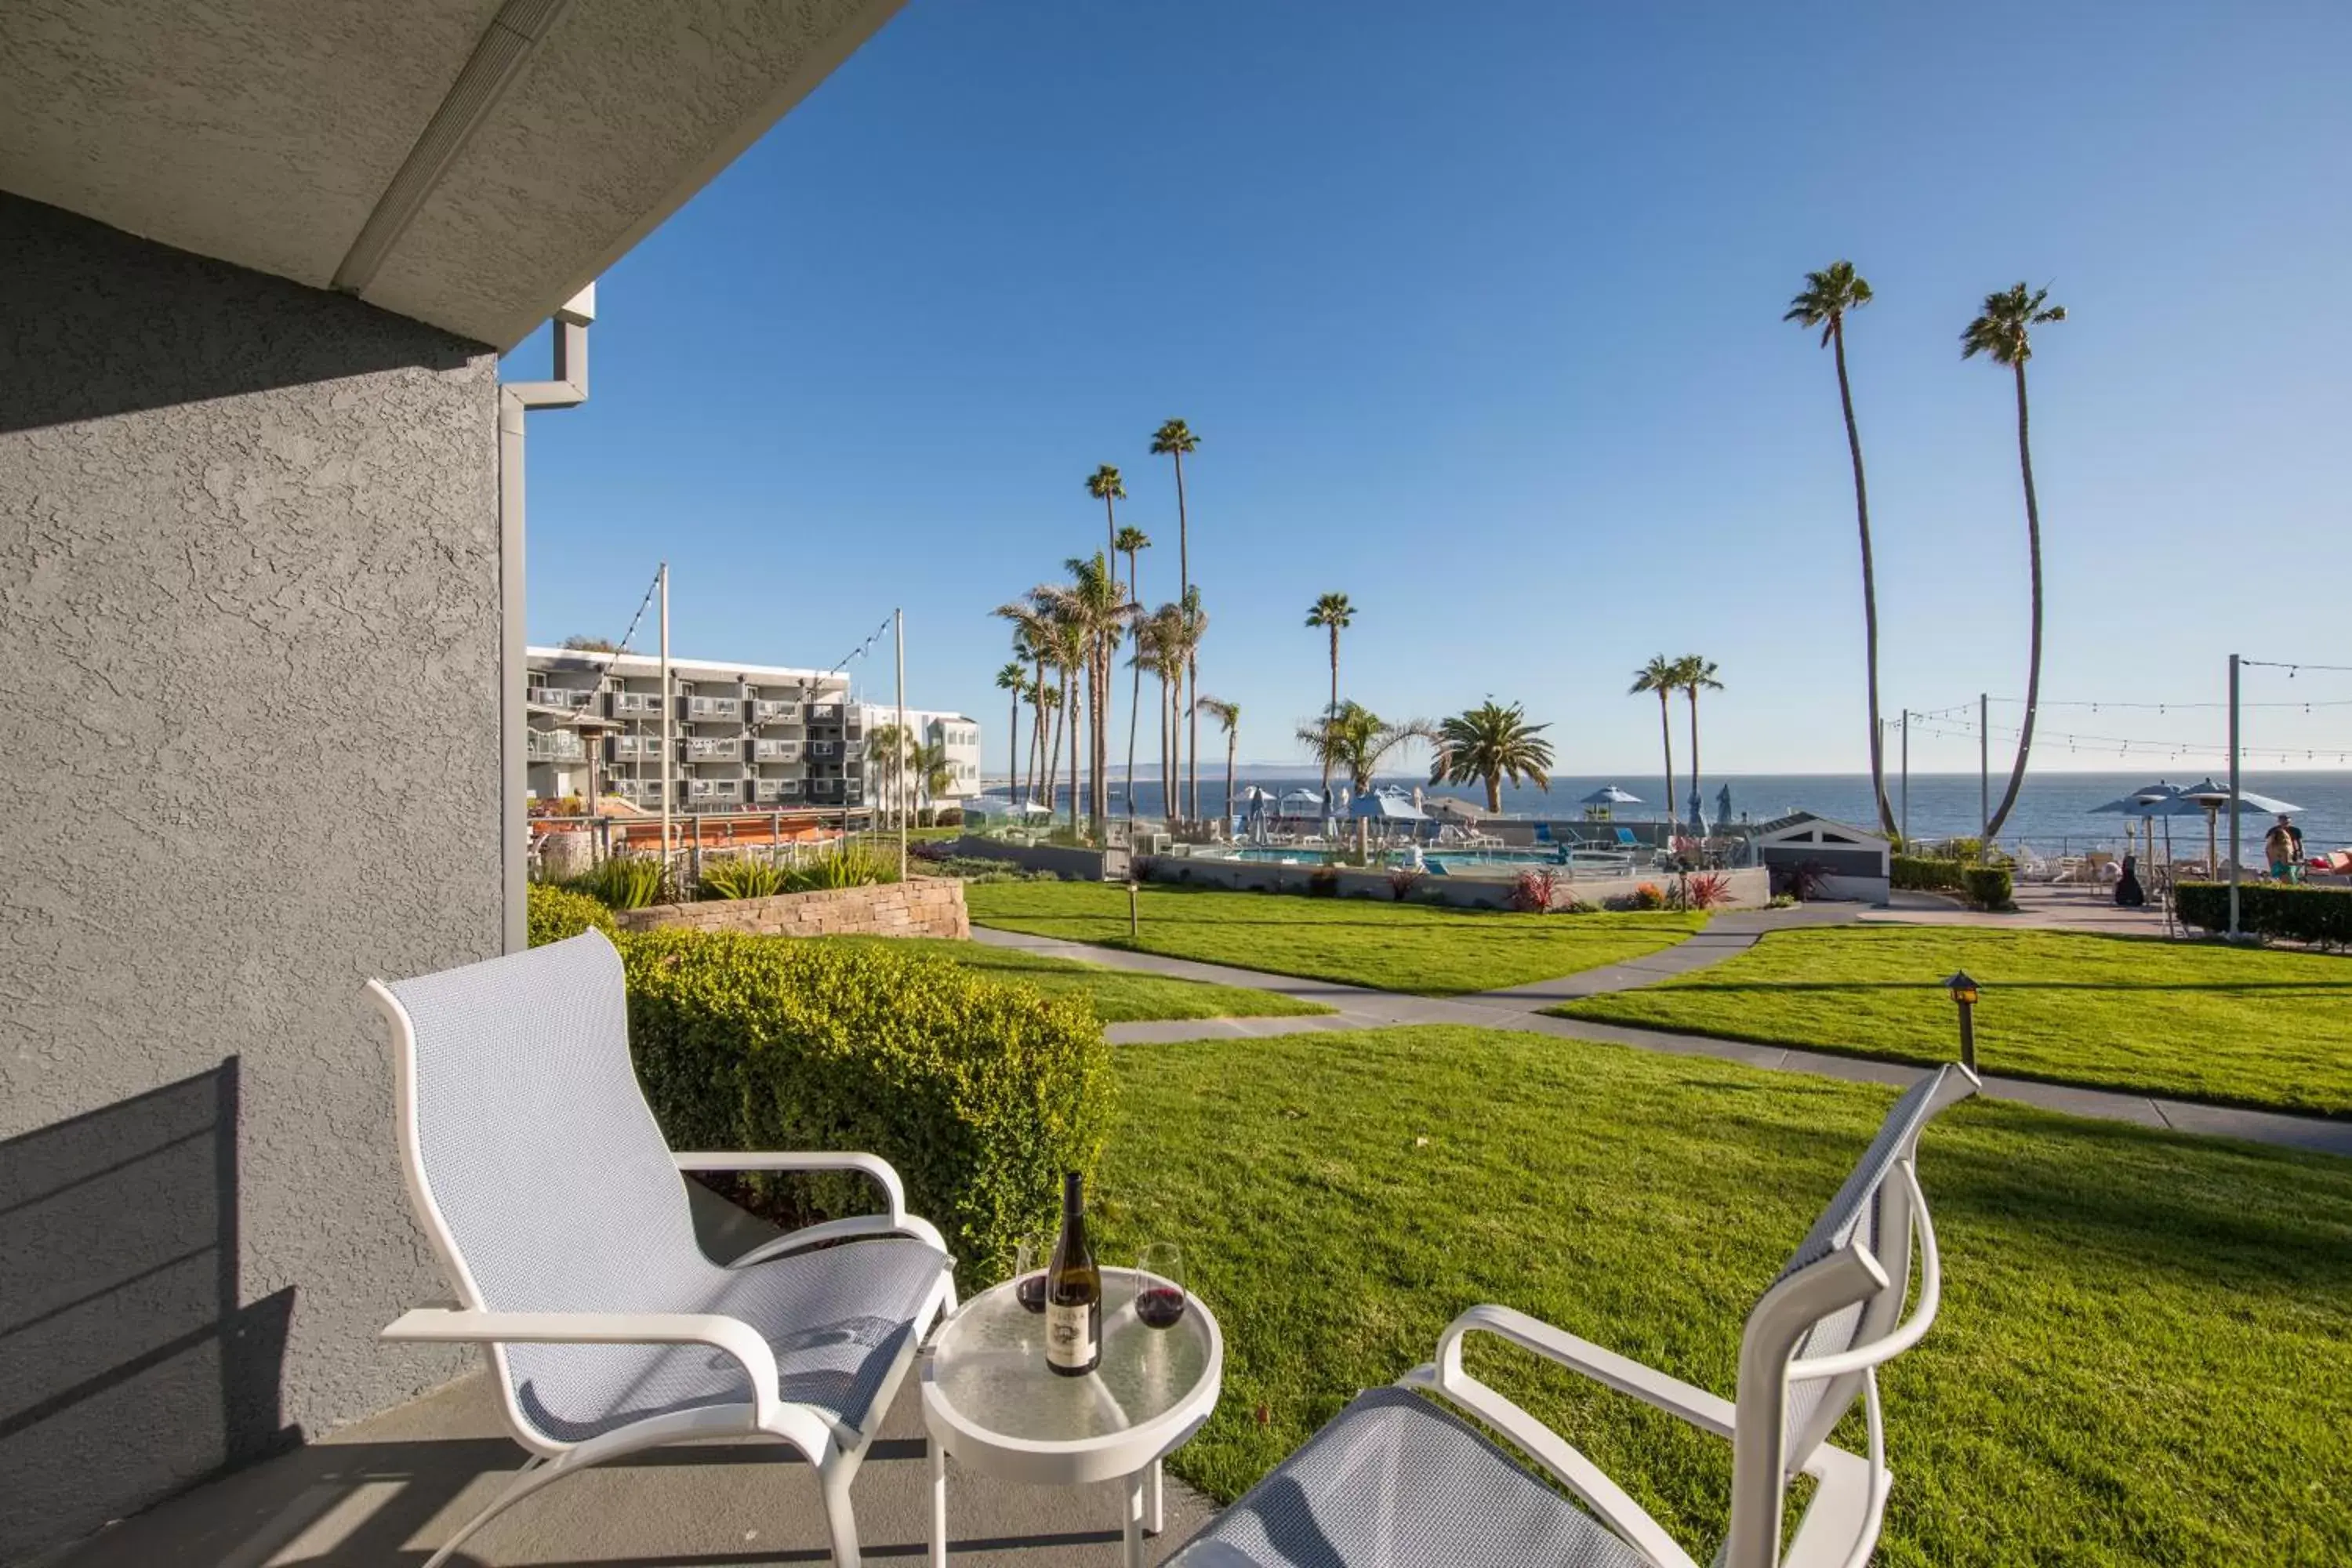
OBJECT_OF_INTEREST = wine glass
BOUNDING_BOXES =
[1135,1243,1187,1330]
[1014,1234,1051,1315]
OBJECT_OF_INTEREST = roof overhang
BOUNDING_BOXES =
[0,0,902,350]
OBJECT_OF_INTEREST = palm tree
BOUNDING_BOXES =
[1115,524,1151,815]
[1431,700,1554,814]
[1294,702,1437,797]
[1304,592,1353,791]
[1036,681,1062,818]
[913,737,953,825]
[1132,604,1189,826]
[992,601,1051,806]
[1151,419,1201,818]
[1084,465,1127,814]
[1631,655,1679,839]
[1786,261,1895,836]
[993,661,1025,807]
[1036,554,1131,835]
[1675,656,1723,828]
[1040,612,1087,833]
[1964,283,2067,844]
[866,722,915,829]
[1195,694,1240,829]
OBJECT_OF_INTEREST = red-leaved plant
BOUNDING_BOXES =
[1509,868,1559,913]
[1673,872,1733,910]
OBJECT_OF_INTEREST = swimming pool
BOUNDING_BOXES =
[1205,846,1642,875]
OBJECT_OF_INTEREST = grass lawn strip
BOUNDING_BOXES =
[964,880,1704,996]
[813,935,1329,1024]
[1093,1025,2350,1567]
[1552,926,2352,1119]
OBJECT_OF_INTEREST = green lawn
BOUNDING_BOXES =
[1552,927,2352,1118]
[814,936,1329,1024]
[1094,1027,2351,1566]
[963,880,1704,995]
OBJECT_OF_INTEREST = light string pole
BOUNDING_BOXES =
[2227,652,2241,939]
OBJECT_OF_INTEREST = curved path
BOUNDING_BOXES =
[971,909,2352,1159]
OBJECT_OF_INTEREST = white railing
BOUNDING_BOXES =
[526,731,586,762]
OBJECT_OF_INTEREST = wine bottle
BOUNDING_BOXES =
[1044,1170,1102,1377]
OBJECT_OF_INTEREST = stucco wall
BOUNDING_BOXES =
[0,195,500,1559]
[618,878,971,940]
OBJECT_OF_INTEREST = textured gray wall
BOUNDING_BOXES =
[0,194,500,1561]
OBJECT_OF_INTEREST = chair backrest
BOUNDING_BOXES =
[1720,1064,1977,1568]
[372,931,709,1317]
[1616,827,1639,847]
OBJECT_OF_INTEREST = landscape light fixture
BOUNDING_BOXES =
[1943,970,1980,1073]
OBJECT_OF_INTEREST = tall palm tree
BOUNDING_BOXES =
[991,601,1051,806]
[1036,681,1062,818]
[1040,612,1087,833]
[1675,656,1723,828]
[1304,592,1353,792]
[1115,524,1151,815]
[1431,700,1554,814]
[913,738,952,825]
[993,661,1026,807]
[1964,282,2067,844]
[1786,261,1895,835]
[1151,419,1201,818]
[1132,604,1188,826]
[1036,554,1131,835]
[1195,694,1240,829]
[866,722,915,829]
[1084,464,1126,812]
[1630,655,1679,839]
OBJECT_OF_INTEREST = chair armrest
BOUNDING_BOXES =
[673,1150,906,1219]
[1429,1303,1737,1439]
[381,1306,783,1430]
[672,1152,949,1257]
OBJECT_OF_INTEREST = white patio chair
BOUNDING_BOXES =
[1169,1063,1980,1568]
[366,931,956,1568]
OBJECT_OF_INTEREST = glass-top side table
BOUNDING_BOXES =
[920,1267,1223,1566]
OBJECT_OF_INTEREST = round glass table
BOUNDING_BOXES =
[920,1267,1221,1566]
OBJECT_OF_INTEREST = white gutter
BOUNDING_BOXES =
[499,284,593,953]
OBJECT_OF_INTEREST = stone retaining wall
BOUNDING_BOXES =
[618,878,969,939]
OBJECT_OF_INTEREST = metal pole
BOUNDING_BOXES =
[1900,710,1910,846]
[1956,1000,1976,1075]
[1979,693,1990,852]
[895,607,909,884]
[2227,652,2241,938]
[659,562,672,872]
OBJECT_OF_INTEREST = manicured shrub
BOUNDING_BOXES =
[1508,868,1559,913]
[619,929,1114,1282]
[2176,881,2352,949]
[1630,882,1668,912]
[527,884,617,947]
[1387,866,1426,902]
[1892,855,1969,893]
[786,841,898,891]
[1961,864,2014,910]
[700,856,790,901]
[568,854,670,909]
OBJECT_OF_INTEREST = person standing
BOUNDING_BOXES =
[2263,814,2305,883]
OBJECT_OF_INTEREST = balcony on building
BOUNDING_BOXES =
[525,730,587,764]
[751,699,802,724]
[808,702,843,724]
[609,690,665,718]
[752,739,801,762]
[685,693,744,722]
[609,735,662,760]
[527,685,598,713]
[684,736,741,763]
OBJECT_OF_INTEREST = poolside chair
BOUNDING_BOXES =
[367,931,956,1568]
[1170,1063,1980,1568]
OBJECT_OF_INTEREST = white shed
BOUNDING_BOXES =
[1753,811,1893,906]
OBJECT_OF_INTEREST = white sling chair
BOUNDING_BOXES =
[1170,1063,1979,1568]
[368,930,956,1568]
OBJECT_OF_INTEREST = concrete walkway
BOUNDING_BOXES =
[973,920,2352,1159]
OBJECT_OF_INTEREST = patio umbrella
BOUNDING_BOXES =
[1278,788,1323,818]
[2089,781,2182,868]
[1715,783,1734,825]
[1579,784,1641,822]
[2143,779,2304,874]
[1349,789,1429,821]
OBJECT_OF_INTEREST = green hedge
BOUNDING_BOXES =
[2176,881,2352,948]
[1892,855,1968,892]
[527,884,618,946]
[1962,865,2013,910]
[619,929,1113,1282]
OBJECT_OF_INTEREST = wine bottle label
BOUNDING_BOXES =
[1046,1301,1098,1369]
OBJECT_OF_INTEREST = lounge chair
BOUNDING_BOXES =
[1168,1064,1980,1568]
[367,931,956,1568]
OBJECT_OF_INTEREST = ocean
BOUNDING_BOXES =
[988,771,2352,855]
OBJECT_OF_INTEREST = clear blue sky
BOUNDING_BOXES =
[518,0,2352,778]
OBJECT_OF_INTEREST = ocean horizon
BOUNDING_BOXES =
[979,769,2352,854]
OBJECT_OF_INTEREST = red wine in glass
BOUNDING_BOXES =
[1137,1242,1187,1330]
[1016,1272,1048,1314]
[1014,1236,1051,1314]
[1135,1283,1186,1329]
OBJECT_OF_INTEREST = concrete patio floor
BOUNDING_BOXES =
[58,1370,1217,1568]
